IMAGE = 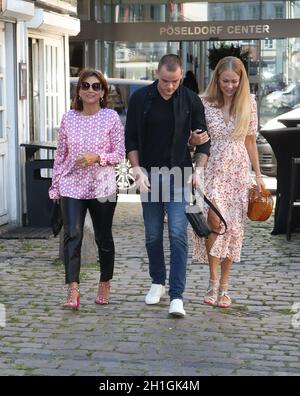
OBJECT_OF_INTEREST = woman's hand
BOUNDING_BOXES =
[255,176,266,193]
[189,130,210,146]
[75,152,100,167]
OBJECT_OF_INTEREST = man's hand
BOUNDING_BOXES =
[132,167,150,193]
[189,167,204,190]
[192,172,202,189]
[189,130,210,146]
[75,152,99,167]
[194,152,208,169]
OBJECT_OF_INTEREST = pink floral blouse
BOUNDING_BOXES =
[49,109,125,200]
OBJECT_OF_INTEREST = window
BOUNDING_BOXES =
[264,39,274,49]
[115,3,165,22]
[77,0,90,20]
[249,5,259,19]
[275,5,284,19]
[45,41,64,142]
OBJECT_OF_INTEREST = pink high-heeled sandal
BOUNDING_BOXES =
[63,286,80,309]
[95,282,111,305]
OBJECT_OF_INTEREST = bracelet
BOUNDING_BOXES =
[255,175,262,178]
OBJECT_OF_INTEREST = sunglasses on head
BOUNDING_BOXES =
[80,82,102,91]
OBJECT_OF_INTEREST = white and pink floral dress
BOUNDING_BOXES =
[192,95,257,263]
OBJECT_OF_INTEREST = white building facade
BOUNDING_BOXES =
[0,0,80,227]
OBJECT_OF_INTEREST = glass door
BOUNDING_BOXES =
[29,37,64,146]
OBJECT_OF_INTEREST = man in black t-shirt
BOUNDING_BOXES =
[125,54,210,317]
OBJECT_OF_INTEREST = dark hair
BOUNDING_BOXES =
[182,70,199,94]
[72,68,109,111]
[158,54,182,72]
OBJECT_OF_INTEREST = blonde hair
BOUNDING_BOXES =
[203,56,251,140]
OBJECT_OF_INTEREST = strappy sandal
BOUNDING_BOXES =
[217,284,231,308]
[63,286,80,310]
[95,281,111,305]
[203,279,219,306]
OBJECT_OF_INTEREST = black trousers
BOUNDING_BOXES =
[61,196,117,284]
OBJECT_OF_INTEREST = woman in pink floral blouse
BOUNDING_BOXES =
[49,68,125,309]
[190,57,265,308]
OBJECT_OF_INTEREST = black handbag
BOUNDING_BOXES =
[185,190,227,238]
[50,203,63,237]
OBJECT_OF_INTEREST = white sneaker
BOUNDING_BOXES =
[145,284,166,305]
[169,299,186,317]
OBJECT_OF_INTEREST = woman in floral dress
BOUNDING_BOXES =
[190,56,265,308]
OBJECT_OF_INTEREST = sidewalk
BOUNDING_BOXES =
[0,200,299,376]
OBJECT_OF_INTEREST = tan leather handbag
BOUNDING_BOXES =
[247,185,274,221]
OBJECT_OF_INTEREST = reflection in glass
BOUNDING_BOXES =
[0,79,3,107]
[0,112,3,139]
[0,67,4,144]
[70,42,84,76]
[260,38,300,126]
[114,3,166,22]
[100,1,300,23]
[114,42,179,80]
[77,0,90,20]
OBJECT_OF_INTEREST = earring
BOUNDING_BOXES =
[78,96,82,101]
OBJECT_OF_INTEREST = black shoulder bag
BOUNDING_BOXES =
[185,189,227,238]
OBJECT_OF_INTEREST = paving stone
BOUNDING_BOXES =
[0,201,300,376]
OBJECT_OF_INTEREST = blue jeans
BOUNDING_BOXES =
[141,174,189,301]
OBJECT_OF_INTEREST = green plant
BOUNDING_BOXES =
[20,241,34,251]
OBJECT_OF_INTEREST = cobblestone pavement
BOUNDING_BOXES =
[0,200,300,376]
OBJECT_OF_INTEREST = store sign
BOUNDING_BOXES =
[80,19,300,41]
[159,23,270,39]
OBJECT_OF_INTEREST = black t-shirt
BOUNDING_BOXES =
[143,89,174,171]
[143,89,191,172]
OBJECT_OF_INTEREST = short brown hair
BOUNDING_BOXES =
[158,54,182,72]
[72,68,109,111]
